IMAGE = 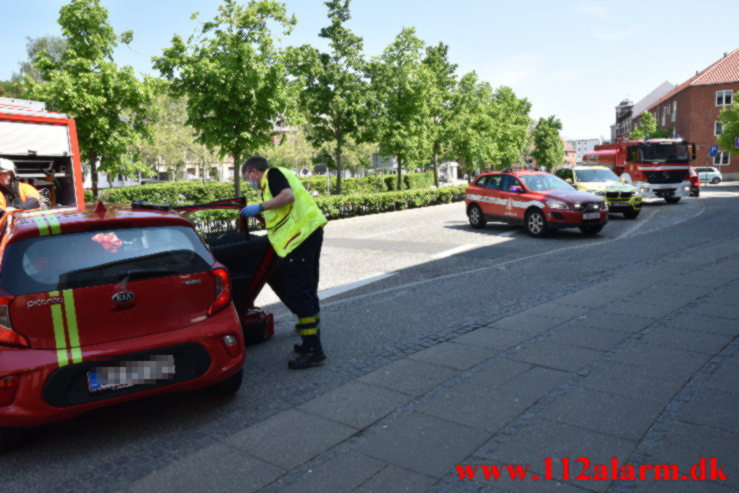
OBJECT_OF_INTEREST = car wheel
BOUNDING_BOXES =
[468,204,486,229]
[525,209,548,237]
[579,225,604,235]
[710,177,721,184]
[0,427,24,453]
[623,210,640,219]
[207,369,243,396]
[665,197,681,204]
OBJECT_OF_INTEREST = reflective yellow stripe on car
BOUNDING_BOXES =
[31,215,62,236]
[49,290,83,366]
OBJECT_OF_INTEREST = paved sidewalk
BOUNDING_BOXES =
[126,239,739,493]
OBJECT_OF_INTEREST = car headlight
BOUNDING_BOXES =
[546,200,569,209]
[683,186,690,191]
[639,186,649,194]
[573,202,582,209]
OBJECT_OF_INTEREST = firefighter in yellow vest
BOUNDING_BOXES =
[240,156,328,369]
[0,158,41,213]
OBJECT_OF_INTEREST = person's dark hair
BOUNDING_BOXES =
[241,156,269,176]
[0,174,20,201]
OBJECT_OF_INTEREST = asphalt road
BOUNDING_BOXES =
[2,184,738,492]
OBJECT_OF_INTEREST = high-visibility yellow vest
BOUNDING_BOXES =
[0,182,41,209]
[260,167,327,257]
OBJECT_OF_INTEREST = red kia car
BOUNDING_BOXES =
[465,168,608,237]
[0,205,246,451]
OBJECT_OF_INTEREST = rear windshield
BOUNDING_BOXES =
[1,225,215,295]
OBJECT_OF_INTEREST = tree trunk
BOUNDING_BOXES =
[90,154,99,201]
[335,137,343,195]
[433,146,439,188]
[233,152,241,198]
[396,157,402,191]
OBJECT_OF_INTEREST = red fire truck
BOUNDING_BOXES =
[582,138,696,204]
[0,97,85,210]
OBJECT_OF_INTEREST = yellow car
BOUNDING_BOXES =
[555,166,642,219]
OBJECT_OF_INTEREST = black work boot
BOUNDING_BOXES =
[293,343,308,354]
[288,349,326,369]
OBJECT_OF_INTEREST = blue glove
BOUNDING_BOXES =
[240,204,262,217]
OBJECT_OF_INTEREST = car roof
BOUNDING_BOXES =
[3,204,194,244]
[571,166,611,171]
[479,170,549,177]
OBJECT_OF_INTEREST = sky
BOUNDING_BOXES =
[1,0,737,140]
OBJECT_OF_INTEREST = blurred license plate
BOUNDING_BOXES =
[583,212,600,220]
[613,201,629,207]
[87,355,176,392]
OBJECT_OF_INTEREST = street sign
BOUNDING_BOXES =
[709,145,719,157]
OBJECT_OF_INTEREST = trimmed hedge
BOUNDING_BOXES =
[84,176,463,236]
[315,185,466,219]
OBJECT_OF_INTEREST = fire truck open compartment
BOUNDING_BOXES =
[0,100,83,210]
[0,154,78,207]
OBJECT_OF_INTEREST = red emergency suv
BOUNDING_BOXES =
[465,168,608,237]
[0,205,246,451]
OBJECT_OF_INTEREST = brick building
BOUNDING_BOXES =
[620,50,739,179]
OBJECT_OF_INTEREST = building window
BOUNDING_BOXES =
[714,151,730,166]
[671,101,677,122]
[715,121,723,136]
[661,107,666,126]
[716,90,733,106]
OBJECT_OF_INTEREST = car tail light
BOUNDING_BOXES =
[208,268,232,317]
[0,375,20,406]
[0,296,28,348]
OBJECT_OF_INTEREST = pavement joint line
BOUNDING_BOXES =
[609,336,739,493]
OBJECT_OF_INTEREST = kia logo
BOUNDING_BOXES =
[112,291,135,304]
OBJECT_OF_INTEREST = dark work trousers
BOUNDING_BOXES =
[267,227,324,350]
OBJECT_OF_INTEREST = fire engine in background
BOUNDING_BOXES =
[582,138,696,204]
[0,97,85,212]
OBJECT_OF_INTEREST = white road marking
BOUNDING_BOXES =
[318,273,396,300]
[359,227,413,239]
[431,244,477,259]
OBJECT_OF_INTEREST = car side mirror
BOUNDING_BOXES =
[691,143,696,160]
[509,185,523,193]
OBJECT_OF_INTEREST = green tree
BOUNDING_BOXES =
[154,0,296,198]
[367,27,433,190]
[423,42,457,187]
[0,81,23,98]
[447,72,498,178]
[717,93,739,156]
[13,36,68,84]
[287,0,368,194]
[25,0,156,199]
[489,86,532,168]
[259,125,316,171]
[134,89,221,181]
[531,116,564,170]
[629,111,672,140]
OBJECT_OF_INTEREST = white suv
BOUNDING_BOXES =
[695,167,723,184]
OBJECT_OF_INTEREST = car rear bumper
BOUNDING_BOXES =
[0,306,244,427]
